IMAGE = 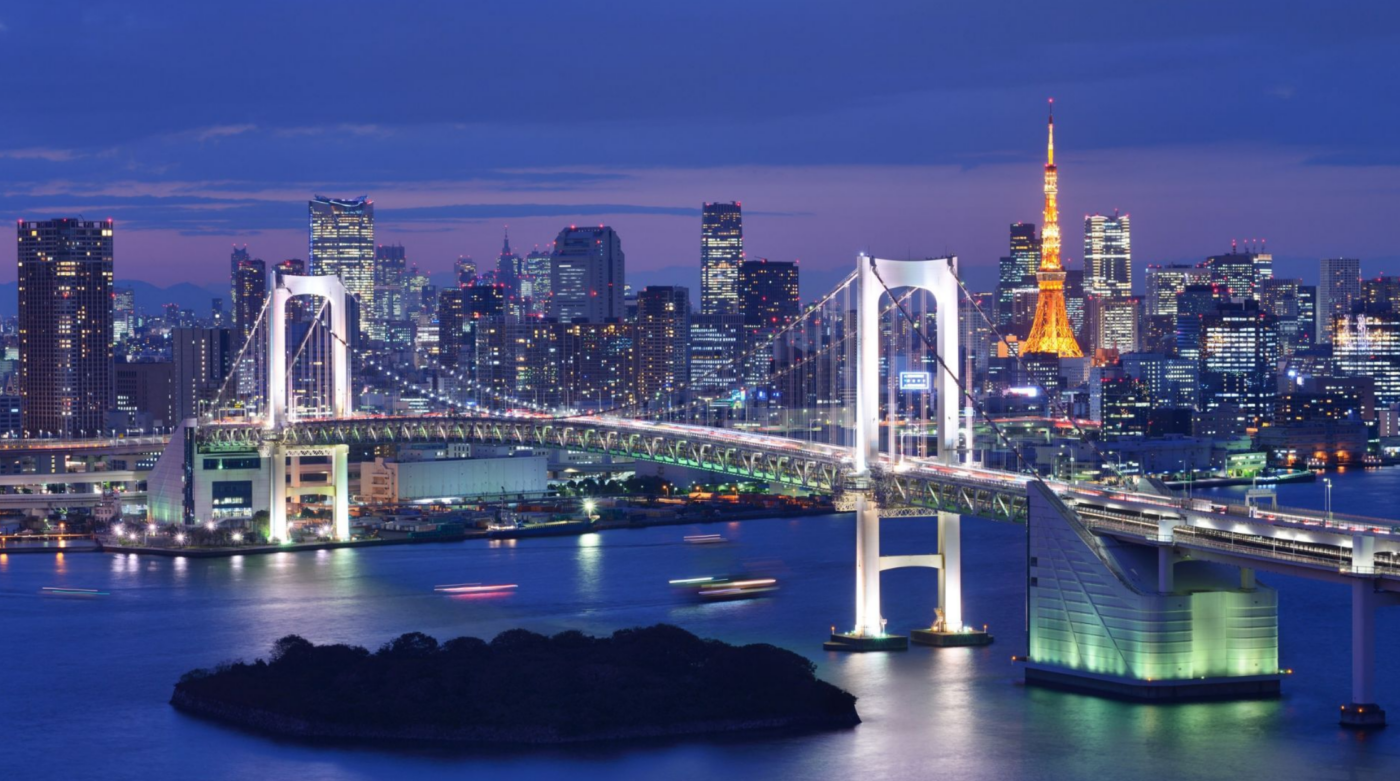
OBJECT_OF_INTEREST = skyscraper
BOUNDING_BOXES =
[229,245,250,303]
[549,225,625,323]
[1205,245,1271,300]
[1083,211,1131,298]
[373,244,407,337]
[1318,258,1362,343]
[1201,300,1279,427]
[1333,308,1400,407]
[1144,264,1211,318]
[636,286,690,407]
[233,258,267,348]
[497,229,522,311]
[996,222,1040,331]
[1022,102,1083,358]
[17,218,114,437]
[738,259,800,329]
[701,202,743,316]
[522,249,552,317]
[309,196,375,330]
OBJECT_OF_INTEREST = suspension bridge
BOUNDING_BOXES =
[139,255,1399,727]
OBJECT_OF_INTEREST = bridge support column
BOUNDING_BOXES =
[911,512,992,647]
[824,493,908,652]
[1157,547,1176,594]
[1341,580,1385,728]
[333,444,349,541]
[268,446,288,544]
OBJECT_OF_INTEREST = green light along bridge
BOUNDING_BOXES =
[152,260,1399,728]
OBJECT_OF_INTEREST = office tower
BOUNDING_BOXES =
[995,222,1040,330]
[1092,296,1140,354]
[113,286,136,343]
[308,195,375,330]
[436,288,468,369]
[701,202,744,316]
[1083,211,1131,298]
[1363,276,1400,314]
[1022,103,1083,358]
[549,225,625,322]
[959,291,993,372]
[1174,283,1229,361]
[17,218,114,438]
[688,314,745,396]
[497,229,522,311]
[1317,258,1361,343]
[1296,285,1317,347]
[1200,300,1279,427]
[1333,308,1400,406]
[374,244,406,287]
[558,322,638,410]
[114,362,176,431]
[636,286,691,407]
[229,245,250,302]
[372,244,408,338]
[1204,245,1270,299]
[1095,371,1151,438]
[522,249,552,317]
[1257,277,1305,355]
[172,327,236,422]
[233,257,268,347]
[1144,264,1211,318]
[274,259,310,323]
[1121,352,1199,409]
[454,255,476,287]
[738,259,800,329]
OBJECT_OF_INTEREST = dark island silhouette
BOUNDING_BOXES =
[171,624,859,745]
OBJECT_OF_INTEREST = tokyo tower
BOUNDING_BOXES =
[1021,100,1083,358]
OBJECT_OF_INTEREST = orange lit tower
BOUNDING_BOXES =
[1022,100,1083,358]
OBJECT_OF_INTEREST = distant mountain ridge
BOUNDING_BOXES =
[0,280,225,319]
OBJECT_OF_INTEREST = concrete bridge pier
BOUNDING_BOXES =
[910,512,993,647]
[1341,580,1385,728]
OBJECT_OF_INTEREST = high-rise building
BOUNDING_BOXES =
[1333,308,1400,407]
[959,291,994,372]
[636,286,690,407]
[688,314,745,397]
[454,255,476,287]
[996,223,1040,331]
[17,218,114,438]
[374,244,406,287]
[701,202,743,316]
[522,249,552,317]
[1200,300,1279,427]
[1317,258,1361,343]
[372,244,407,338]
[1297,284,1318,347]
[309,195,375,330]
[172,327,236,422]
[233,258,267,348]
[738,259,799,329]
[1174,283,1230,361]
[1363,276,1400,314]
[1091,296,1140,354]
[1121,352,1199,409]
[549,225,625,323]
[436,288,467,369]
[1205,246,1271,300]
[497,229,522,313]
[113,286,136,343]
[229,246,250,303]
[1083,211,1131,299]
[114,362,175,431]
[1022,102,1083,358]
[1144,264,1210,318]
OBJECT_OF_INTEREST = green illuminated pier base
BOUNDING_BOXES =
[1023,483,1282,701]
[824,632,908,652]
[911,627,993,647]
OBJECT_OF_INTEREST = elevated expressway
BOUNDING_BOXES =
[194,413,1400,587]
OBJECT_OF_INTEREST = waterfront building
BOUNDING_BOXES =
[1022,103,1083,358]
[1333,308,1400,407]
[1083,211,1131,299]
[637,286,691,408]
[1318,257,1361,343]
[309,195,375,331]
[1200,300,1279,427]
[701,202,743,316]
[550,225,625,323]
[17,218,114,438]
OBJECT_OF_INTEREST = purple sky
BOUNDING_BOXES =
[0,2,1397,297]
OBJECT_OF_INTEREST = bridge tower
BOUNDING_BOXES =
[264,274,352,543]
[828,254,991,651]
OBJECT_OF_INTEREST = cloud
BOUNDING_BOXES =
[195,124,257,142]
[0,148,82,162]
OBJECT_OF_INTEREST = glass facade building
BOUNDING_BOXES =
[309,196,375,331]
[700,202,743,316]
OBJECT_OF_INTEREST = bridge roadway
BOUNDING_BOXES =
[195,414,1400,588]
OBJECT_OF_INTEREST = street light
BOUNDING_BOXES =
[1324,477,1333,522]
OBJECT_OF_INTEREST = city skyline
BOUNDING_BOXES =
[0,4,1396,292]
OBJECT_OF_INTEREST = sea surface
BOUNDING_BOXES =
[4,467,1400,780]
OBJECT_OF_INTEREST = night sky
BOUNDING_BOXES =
[1,1,1397,295]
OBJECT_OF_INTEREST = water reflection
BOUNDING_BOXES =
[576,533,602,601]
